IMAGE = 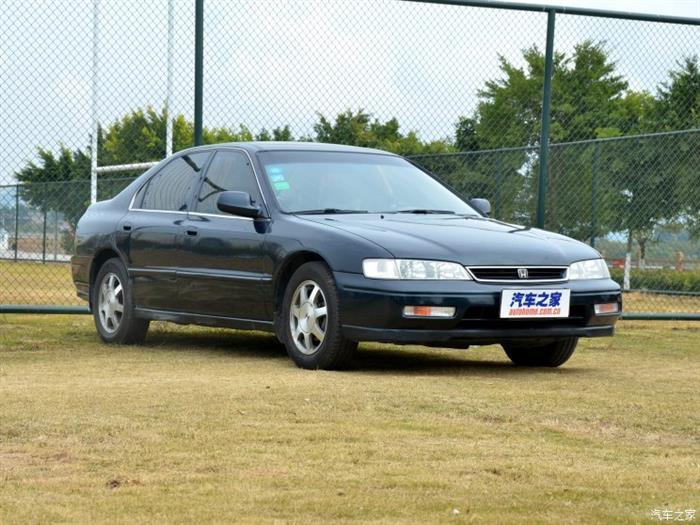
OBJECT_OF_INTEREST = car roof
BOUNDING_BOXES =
[176,141,399,156]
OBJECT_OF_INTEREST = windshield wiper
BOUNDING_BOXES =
[294,208,368,215]
[388,209,458,214]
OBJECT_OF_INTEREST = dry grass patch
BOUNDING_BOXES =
[0,315,698,523]
[623,291,700,314]
[0,260,80,305]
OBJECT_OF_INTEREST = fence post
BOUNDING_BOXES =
[165,0,174,157]
[14,185,19,261]
[536,9,555,229]
[590,141,599,247]
[90,0,100,204]
[495,153,502,219]
[194,0,204,146]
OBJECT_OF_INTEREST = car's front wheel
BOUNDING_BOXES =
[91,258,149,344]
[281,262,357,370]
[502,337,578,367]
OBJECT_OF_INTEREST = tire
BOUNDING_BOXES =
[502,337,578,367]
[280,262,357,370]
[91,257,149,345]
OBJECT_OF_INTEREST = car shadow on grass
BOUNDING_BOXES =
[351,347,588,376]
[141,327,588,376]
[144,327,287,356]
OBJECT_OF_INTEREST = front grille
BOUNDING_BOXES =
[467,266,567,282]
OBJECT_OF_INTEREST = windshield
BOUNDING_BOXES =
[258,151,477,215]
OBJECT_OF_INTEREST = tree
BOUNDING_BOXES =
[313,109,453,156]
[652,56,700,239]
[451,41,633,229]
[450,41,699,291]
[454,117,479,152]
[471,40,628,148]
[255,125,293,141]
[654,56,700,131]
[491,42,628,236]
[15,146,92,233]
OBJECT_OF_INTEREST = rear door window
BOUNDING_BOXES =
[138,152,211,212]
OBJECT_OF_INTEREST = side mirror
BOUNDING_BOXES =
[469,198,491,217]
[216,191,262,218]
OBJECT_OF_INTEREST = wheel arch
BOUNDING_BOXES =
[273,251,330,321]
[89,248,126,308]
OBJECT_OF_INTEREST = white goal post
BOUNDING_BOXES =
[89,0,174,203]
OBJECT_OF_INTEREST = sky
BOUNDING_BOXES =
[512,0,699,17]
[1,0,698,184]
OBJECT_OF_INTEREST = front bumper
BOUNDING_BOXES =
[334,271,621,345]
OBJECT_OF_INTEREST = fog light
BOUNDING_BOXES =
[403,306,456,318]
[594,302,619,315]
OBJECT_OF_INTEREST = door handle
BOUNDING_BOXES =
[122,223,132,232]
[186,228,198,236]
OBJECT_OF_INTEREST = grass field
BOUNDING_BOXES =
[2,260,700,314]
[1,315,698,523]
[0,260,82,305]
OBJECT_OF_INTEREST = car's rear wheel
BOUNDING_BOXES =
[502,337,578,367]
[281,262,357,370]
[92,258,149,344]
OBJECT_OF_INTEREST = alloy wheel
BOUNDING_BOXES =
[97,272,124,334]
[289,279,328,355]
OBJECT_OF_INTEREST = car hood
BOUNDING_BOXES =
[302,214,600,266]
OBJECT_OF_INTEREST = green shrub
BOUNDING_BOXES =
[609,267,700,292]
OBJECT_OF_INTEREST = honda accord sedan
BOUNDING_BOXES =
[72,142,621,369]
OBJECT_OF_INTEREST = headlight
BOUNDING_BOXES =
[362,259,472,280]
[568,258,610,280]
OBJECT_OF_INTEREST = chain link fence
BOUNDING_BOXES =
[1,0,698,317]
